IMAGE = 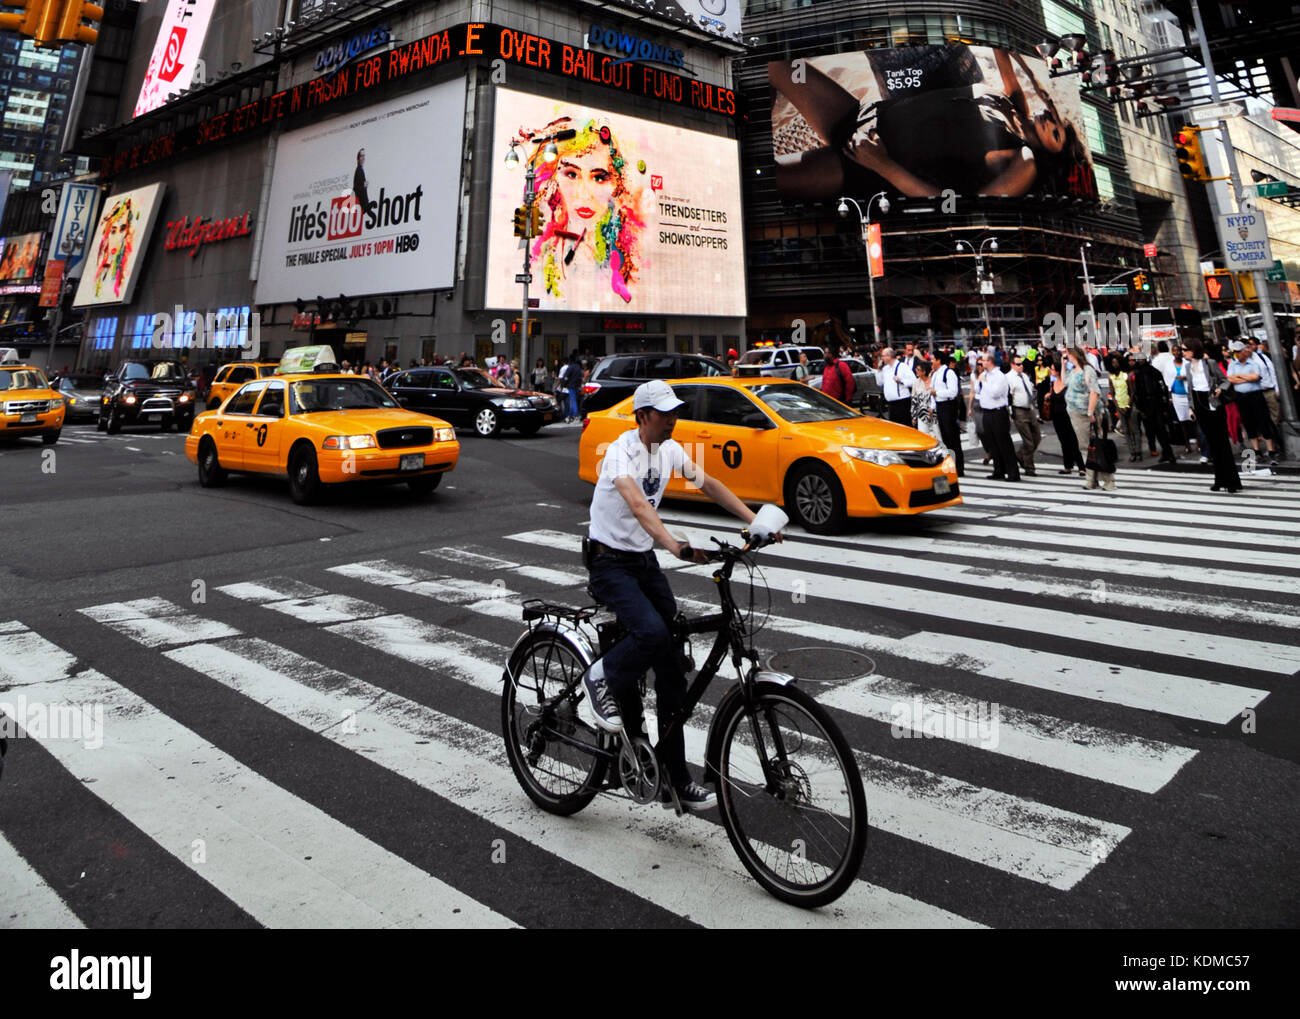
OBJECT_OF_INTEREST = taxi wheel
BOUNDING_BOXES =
[408,474,442,497]
[42,430,60,446]
[198,438,227,487]
[786,462,846,535]
[474,407,501,438]
[105,404,122,434]
[288,446,322,505]
[96,409,107,432]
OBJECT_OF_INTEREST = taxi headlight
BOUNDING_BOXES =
[434,426,455,443]
[842,445,904,466]
[941,452,956,473]
[322,435,377,450]
[494,398,531,410]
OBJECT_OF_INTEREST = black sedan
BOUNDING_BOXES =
[387,366,560,437]
[49,373,104,423]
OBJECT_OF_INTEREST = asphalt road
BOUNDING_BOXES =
[1,418,1298,930]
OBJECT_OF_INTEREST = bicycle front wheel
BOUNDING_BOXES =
[714,682,867,907]
[501,632,607,816]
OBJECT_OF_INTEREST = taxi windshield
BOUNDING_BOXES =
[0,368,48,390]
[290,378,398,413]
[751,384,861,423]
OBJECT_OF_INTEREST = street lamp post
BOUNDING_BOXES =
[837,192,890,346]
[955,237,999,347]
[1079,241,1097,344]
[505,129,576,379]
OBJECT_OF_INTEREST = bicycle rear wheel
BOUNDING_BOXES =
[501,632,607,816]
[713,682,867,907]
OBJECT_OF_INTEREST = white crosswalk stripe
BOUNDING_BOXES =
[6,468,1292,927]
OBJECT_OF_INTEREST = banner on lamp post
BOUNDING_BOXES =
[39,260,65,308]
[866,223,884,278]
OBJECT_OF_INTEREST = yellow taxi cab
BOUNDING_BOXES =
[578,375,960,533]
[205,361,280,410]
[0,363,66,445]
[185,346,459,504]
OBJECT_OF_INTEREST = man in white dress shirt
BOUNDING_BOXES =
[875,346,916,425]
[977,353,1019,481]
[931,353,964,476]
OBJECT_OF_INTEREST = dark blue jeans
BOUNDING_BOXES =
[588,551,690,787]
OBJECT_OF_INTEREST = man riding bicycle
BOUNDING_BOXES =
[583,379,776,812]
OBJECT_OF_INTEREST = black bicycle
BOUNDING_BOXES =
[500,532,868,908]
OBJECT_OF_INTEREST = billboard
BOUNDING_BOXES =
[134,0,217,118]
[254,81,466,305]
[484,88,746,316]
[72,183,167,307]
[52,182,102,280]
[0,232,44,282]
[769,43,1096,201]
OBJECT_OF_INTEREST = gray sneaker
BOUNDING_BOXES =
[582,660,622,732]
[662,780,717,813]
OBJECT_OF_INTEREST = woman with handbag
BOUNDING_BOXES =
[1186,339,1242,493]
[1065,348,1116,491]
[1048,356,1086,475]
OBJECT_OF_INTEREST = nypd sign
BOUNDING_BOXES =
[1220,211,1272,270]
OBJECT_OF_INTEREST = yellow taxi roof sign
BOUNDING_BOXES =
[278,345,338,375]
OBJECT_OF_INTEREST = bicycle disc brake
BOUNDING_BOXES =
[617,735,660,805]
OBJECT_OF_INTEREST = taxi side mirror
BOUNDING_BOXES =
[742,411,773,430]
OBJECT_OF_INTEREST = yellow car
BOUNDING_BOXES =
[578,376,960,533]
[205,361,280,410]
[0,364,66,445]
[185,347,459,504]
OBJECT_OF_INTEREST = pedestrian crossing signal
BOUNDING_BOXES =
[1203,270,1237,303]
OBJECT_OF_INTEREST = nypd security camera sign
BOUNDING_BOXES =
[1219,210,1272,270]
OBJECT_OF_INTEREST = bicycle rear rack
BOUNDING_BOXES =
[521,599,597,625]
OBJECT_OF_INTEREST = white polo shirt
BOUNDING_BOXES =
[589,429,697,552]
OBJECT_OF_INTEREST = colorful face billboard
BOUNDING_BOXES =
[254,81,466,305]
[0,232,43,282]
[769,43,1096,201]
[72,184,167,307]
[484,88,746,316]
[134,0,217,118]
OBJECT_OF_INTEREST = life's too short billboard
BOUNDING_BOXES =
[1220,211,1272,270]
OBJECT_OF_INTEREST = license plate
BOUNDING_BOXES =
[20,413,36,424]
[400,453,424,471]
[933,477,951,495]
[146,414,161,422]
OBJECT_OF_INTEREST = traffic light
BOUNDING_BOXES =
[1,0,62,46]
[57,0,102,45]
[510,319,540,338]
[512,206,528,238]
[1203,270,1237,303]
[1175,127,1208,181]
[530,204,543,237]
[1132,272,1151,293]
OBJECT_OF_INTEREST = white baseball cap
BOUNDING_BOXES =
[1229,340,1247,351]
[633,379,685,413]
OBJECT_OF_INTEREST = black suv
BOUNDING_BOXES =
[581,352,729,415]
[98,360,198,433]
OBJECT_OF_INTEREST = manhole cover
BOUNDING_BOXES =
[764,647,875,684]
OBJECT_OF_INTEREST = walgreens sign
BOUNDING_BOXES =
[134,0,217,118]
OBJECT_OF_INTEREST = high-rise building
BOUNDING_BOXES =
[0,36,90,190]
